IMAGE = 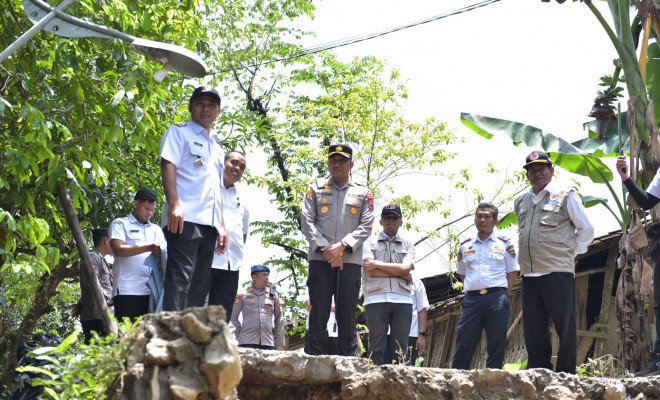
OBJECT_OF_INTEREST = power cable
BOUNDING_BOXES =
[213,0,502,74]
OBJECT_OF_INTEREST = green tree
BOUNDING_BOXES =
[0,0,222,387]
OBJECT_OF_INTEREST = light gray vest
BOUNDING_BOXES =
[514,186,577,276]
[362,236,413,299]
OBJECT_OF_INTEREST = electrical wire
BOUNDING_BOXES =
[213,0,502,74]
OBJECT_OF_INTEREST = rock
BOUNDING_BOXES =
[120,306,241,400]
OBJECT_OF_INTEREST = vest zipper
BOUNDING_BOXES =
[528,203,537,273]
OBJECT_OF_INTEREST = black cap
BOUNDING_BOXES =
[381,204,402,218]
[328,144,353,158]
[523,151,552,170]
[189,85,221,106]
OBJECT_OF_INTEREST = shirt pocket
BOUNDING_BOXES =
[345,198,362,218]
[125,229,143,245]
[317,193,334,217]
[188,139,208,161]
[488,251,505,261]
[517,207,527,229]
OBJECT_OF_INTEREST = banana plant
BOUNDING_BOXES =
[460,112,630,231]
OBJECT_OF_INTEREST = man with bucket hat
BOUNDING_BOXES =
[514,151,594,373]
[302,144,375,356]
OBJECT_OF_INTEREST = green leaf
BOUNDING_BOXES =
[110,90,125,107]
[53,329,80,353]
[582,195,609,208]
[497,211,518,229]
[460,113,613,183]
[15,365,56,379]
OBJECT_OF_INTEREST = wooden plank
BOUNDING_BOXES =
[576,325,601,364]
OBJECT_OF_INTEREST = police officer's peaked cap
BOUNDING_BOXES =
[189,85,221,106]
[250,264,270,274]
[523,151,552,170]
[328,144,353,158]
[381,204,402,218]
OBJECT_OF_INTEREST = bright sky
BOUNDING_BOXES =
[235,0,623,287]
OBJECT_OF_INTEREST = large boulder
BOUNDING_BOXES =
[120,306,242,400]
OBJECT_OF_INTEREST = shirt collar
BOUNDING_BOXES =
[528,178,557,197]
[378,231,399,242]
[475,230,497,244]
[128,212,151,227]
[188,119,217,140]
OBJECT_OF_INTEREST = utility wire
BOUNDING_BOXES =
[213,0,501,74]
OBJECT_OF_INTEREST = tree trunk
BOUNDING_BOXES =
[56,183,116,335]
[0,258,72,388]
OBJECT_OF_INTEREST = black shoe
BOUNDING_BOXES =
[635,352,660,377]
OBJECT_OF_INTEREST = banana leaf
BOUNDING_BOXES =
[461,113,613,183]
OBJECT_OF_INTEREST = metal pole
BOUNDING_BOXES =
[0,0,78,64]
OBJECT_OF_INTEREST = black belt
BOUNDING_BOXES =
[466,287,507,295]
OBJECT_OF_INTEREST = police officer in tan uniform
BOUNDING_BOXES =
[230,264,283,350]
[302,144,375,356]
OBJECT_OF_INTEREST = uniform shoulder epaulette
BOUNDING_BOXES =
[112,220,123,225]
[234,293,243,303]
[175,121,188,127]
[497,235,511,243]
[460,238,472,245]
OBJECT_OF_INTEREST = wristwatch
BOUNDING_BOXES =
[341,240,349,248]
[419,331,427,337]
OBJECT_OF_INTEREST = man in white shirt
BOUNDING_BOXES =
[207,151,249,321]
[160,86,228,311]
[110,188,166,321]
[514,151,594,374]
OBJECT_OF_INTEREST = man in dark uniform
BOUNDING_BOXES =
[301,144,375,356]
[76,228,113,344]
[230,264,283,350]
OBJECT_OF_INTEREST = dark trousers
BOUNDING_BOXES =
[654,262,660,353]
[113,295,150,322]
[81,319,108,344]
[384,336,419,366]
[163,222,217,311]
[365,302,412,365]
[452,288,510,370]
[207,268,240,322]
[522,272,576,374]
[305,260,361,356]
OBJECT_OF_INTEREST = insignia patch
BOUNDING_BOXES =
[497,236,511,243]
[268,306,273,312]
[322,197,328,203]
[306,189,313,199]
[321,206,329,214]
[235,293,243,303]
[507,245,516,258]
[113,220,123,225]
[463,249,476,255]
[194,158,203,168]
[366,192,374,211]
[457,250,462,262]
[351,207,357,214]
[530,152,539,160]
[250,299,255,304]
